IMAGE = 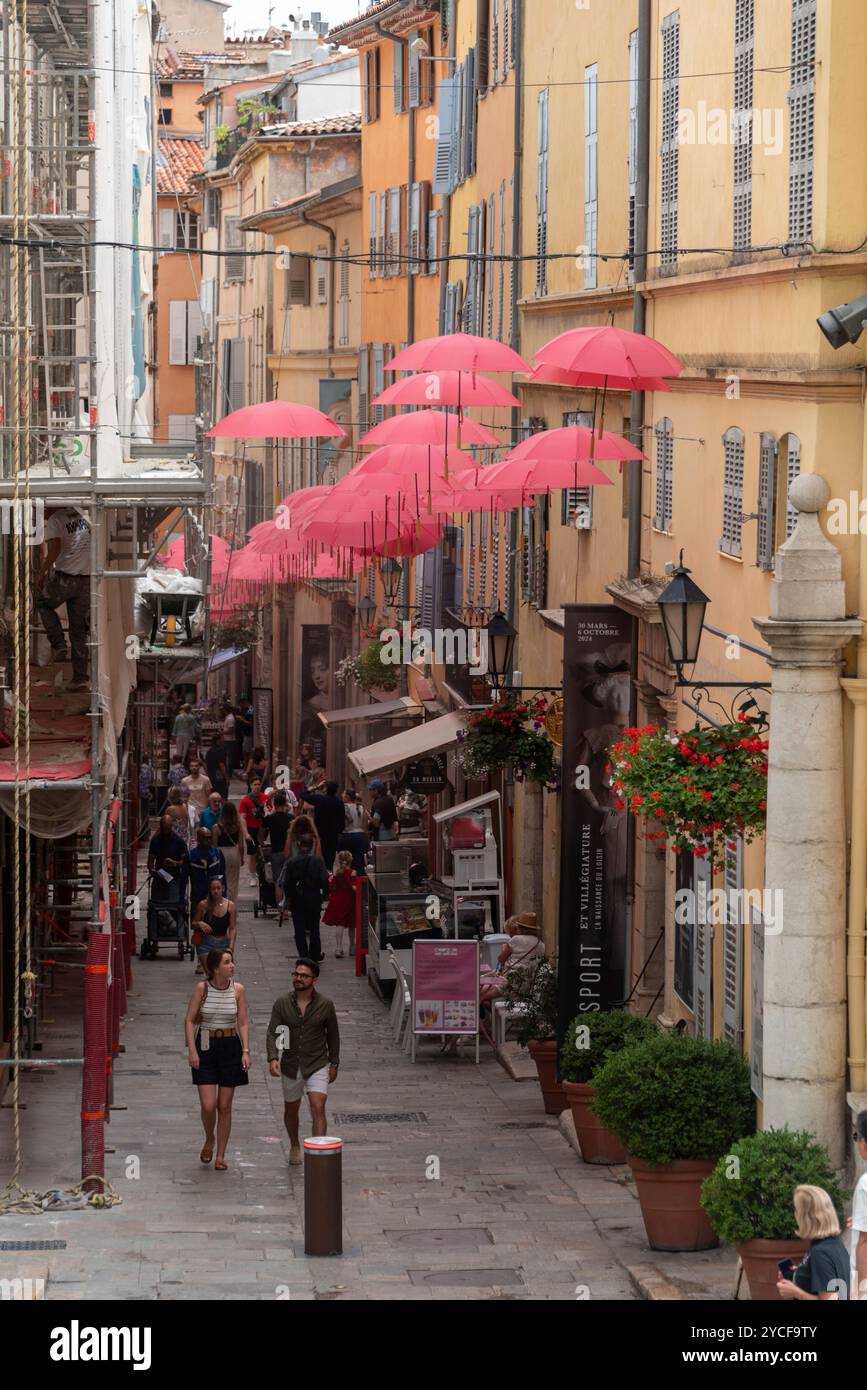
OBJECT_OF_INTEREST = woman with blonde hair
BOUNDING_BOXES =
[776,1185,850,1300]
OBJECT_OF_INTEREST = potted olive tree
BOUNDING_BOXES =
[593,1031,755,1250]
[701,1129,847,1300]
[499,960,565,1114]
[559,1011,657,1163]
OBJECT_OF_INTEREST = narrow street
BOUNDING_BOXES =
[2,867,650,1301]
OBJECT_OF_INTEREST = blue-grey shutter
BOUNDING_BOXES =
[660,11,680,273]
[433,75,458,194]
[756,432,777,569]
[420,545,438,631]
[491,0,499,87]
[788,0,816,244]
[584,64,598,290]
[392,39,404,113]
[507,174,515,342]
[535,89,549,295]
[362,50,371,123]
[478,0,490,93]
[466,47,477,176]
[387,186,401,276]
[478,509,487,608]
[497,180,507,340]
[357,344,370,435]
[372,343,387,423]
[520,505,532,600]
[368,190,378,278]
[721,426,745,557]
[654,417,673,530]
[378,192,387,275]
[694,853,713,1040]
[408,29,420,108]
[628,29,638,283]
[733,0,754,252]
[722,836,744,1047]
[467,513,476,605]
[533,495,548,607]
[784,434,801,538]
[486,193,496,336]
[501,0,509,81]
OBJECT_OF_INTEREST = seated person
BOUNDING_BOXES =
[480,912,544,1005]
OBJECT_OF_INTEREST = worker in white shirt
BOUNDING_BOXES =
[35,506,91,690]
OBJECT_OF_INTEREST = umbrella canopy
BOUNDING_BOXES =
[525,361,669,393]
[374,370,521,410]
[388,332,531,375]
[160,532,231,575]
[512,425,643,464]
[207,400,346,439]
[477,455,614,495]
[360,409,499,448]
[534,326,683,387]
[351,443,479,478]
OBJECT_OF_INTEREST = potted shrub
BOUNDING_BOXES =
[559,1010,657,1163]
[499,960,565,1114]
[593,1031,755,1251]
[701,1129,847,1300]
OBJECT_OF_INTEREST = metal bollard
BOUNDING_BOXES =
[303,1136,343,1256]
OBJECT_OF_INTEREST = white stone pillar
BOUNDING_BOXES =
[754,474,861,1165]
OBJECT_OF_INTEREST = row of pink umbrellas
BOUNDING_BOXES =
[175,327,682,606]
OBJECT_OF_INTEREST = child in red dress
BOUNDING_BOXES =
[322,849,357,959]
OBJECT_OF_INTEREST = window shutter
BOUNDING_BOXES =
[373,46,381,120]
[224,216,244,282]
[477,0,490,93]
[654,418,673,530]
[467,513,476,607]
[486,193,496,336]
[721,426,745,557]
[784,434,801,539]
[387,186,402,275]
[368,191,378,277]
[722,836,744,1047]
[420,545,437,632]
[288,254,310,305]
[535,89,549,296]
[454,62,466,187]
[339,241,351,347]
[392,40,404,112]
[733,0,754,252]
[660,11,680,273]
[229,338,245,411]
[520,505,533,600]
[372,343,387,423]
[628,30,638,283]
[409,181,421,274]
[169,301,187,366]
[533,494,548,607]
[426,206,439,275]
[509,0,518,64]
[788,0,816,244]
[167,414,196,443]
[561,411,594,527]
[497,180,507,340]
[186,300,203,362]
[159,207,175,248]
[489,0,498,89]
[584,64,598,290]
[363,50,371,122]
[357,344,370,436]
[464,203,485,334]
[378,192,387,274]
[465,47,477,175]
[200,277,214,335]
[756,432,777,569]
[408,29,420,108]
[502,0,509,79]
[315,248,328,305]
[507,175,515,343]
[433,75,458,194]
[444,281,460,335]
[693,853,713,1040]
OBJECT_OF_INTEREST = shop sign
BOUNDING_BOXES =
[405,754,447,793]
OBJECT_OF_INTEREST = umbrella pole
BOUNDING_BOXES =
[598,374,608,439]
[427,445,432,515]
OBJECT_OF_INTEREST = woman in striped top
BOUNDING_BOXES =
[185,948,250,1170]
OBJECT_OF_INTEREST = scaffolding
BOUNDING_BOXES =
[0,1,207,1195]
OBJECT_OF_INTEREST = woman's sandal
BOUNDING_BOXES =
[200,1144,214,1164]
[214,1158,228,1171]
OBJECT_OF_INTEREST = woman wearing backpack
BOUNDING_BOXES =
[185,948,250,1170]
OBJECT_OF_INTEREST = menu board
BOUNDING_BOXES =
[412,939,479,1036]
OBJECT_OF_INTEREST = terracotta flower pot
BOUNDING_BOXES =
[562,1081,628,1163]
[527,1038,567,1115]
[736,1238,809,1301]
[629,1157,719,1251]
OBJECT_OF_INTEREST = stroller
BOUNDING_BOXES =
[141,867,192,960]
[252,842,280,919]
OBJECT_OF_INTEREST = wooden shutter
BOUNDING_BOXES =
[477,0,490,93]
[387,186,401,275]
[488,0,497,89]
[368,191,378,277]
[535,89,549,295]
[533,494,548,607]
[288,254,310,305]
[788,0,816,244]
[420,545,438,631]
[229,338,245,412]
[756,432,777,569]
[426,207,439,275]
[721,426,745,557]
[454,61,466,187]
[378,192,387,274]
[508,174,515,343]
[693,853,713,1040]
[409,182,421,274]
[200,277,214,335]
[502,0,509,79]
[464,203,484,334]
[486,193,496,336]
[654,418,673,530]
[159,207,174,248]
[722,836,744,1046]
[224,216,244,282]
[372,343,387,423]
[363,50,371,122]
[520,505,533,599]
[186,300,203,361]
[660,11,680,273]
[497,180,507,340]
[584,64,598,289]
[392,40,404,112]
[561,411,594,527]
[784,434,801,539]
[444,281,460,335]
[509,0,518,64]
[357,344,370,435]
[465,47,477,175]
[408,29,420,108]
[733,0,754,253]
[169,301,188,365]
[433,75,458,194]
[628,29,638,283]
[373,46,381,120]
[339,242,351,346]
[315,249,328,305]
[467,513,476,606]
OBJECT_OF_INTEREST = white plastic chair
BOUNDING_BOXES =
[493,999,529,1047]
[386,946,412,1046]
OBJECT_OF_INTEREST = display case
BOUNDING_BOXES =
[365,873,442,993]
[432,791,505,937]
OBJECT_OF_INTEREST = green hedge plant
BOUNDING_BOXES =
[559,1009,658,1085]
[592,1030,755,1167]
[499,959,558,1045]
[700,1128,847,1244]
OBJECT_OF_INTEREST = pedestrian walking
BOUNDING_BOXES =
[204,735,229,799]
[342,786,364,831]
[280,835,329,962]
[147,813,189,884]
[322,849,357,959]
[166,786,192,847]
[851,1111,867,1299]
[299,778,346,871]
[245,745,269,789]
[167,754,186,790]
[215,800,243,906]
[34,505,91,690]
[367,779,398,841]
[261,791,294,893]
[199,791,223,838]
[220,705,237,776]
[266,958,339,1165]
[236,697,254,763]
[239,777,268,887]
[287,813,322,860]
[186,948,250,1170]
[172,703,198,762]
[189,825,227,915]
[181,757,212,816]
[776,1185,850,1300]
[191,877,237,973]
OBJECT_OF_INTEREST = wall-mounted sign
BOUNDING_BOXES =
[405,753,447,793]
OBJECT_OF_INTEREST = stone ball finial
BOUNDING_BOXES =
[789,472,829,514]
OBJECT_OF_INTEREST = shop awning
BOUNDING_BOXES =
[206,646,249,672]
[432,790,501,824]
[348,711,466,779]
[317,697,422,729]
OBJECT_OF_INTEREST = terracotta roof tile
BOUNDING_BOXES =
[157,136,205,195]
[259,112,361,138]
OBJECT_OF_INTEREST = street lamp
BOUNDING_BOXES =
[358,594,377,626]
[381,557,402,606]
[486,610,516,692]
[657,551,709,680]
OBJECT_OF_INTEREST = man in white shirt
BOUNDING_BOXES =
[852,1111,867,1300]
[181,757,212,817]
[35,507,91,689]
[220,705,237,775]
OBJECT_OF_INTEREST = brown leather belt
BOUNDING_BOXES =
[205,1028,237,1038]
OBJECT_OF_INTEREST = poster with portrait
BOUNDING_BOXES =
[318,379,354,484]
[299,624,331,767]
[558,605,634,1034]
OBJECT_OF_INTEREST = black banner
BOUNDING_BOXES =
[299,624,330,766]
[558,605,634,1035]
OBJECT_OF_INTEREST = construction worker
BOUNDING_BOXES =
[35,505,91,690]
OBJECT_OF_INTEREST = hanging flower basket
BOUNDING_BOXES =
[610,717,768,856]
[352,638,399,693]
[456,696,560,789]
[210,612,260,652]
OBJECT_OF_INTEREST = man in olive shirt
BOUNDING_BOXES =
[266,958,339,1165]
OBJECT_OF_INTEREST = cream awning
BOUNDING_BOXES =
[348,711,466,779]
[317,697,421,729]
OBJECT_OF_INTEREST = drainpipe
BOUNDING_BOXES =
[438,11,457,332]
[842,391,867,1091]
[627,0,650,579]
[373,20,414,344]
[300,208,336,371]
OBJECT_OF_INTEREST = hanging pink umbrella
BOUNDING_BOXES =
[351,443,478,480]
[161,533,231,575]
[525,361,669,393]
[374,370,521,410]
[360,409,499,448]
[388,333,531,375]
[512,425,643,464]
[207,400,346,439]
[534,326,683,384]
[477,455,614,495]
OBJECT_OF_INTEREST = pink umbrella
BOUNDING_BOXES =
[161,533,231,574]
[534,326,683,384]
[351,444,478,485]
[525,361,669,393]
[373,370,521,410]
[513,425,643,464]
[360,409,499,448]
[388,333,531,375]
[207,400,345,439]
[477,455,614,495]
